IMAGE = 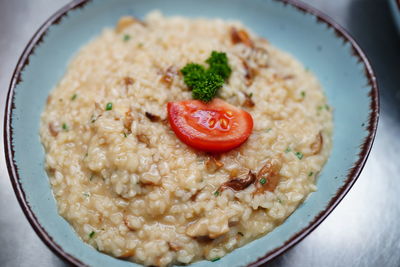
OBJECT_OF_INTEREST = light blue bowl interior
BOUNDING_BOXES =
[389,0,400,32]
[11,0,373,266]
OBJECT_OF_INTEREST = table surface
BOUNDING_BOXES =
[1,0,399,266]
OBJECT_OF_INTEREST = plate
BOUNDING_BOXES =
[4,0,379,266]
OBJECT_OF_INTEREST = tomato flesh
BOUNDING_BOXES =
[167,99,253,152]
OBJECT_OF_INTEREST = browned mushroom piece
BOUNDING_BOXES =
[160,66,177,87]
[118,249,135,259]
[115,16,145,33]
[48,122,59,137]
[123,77,134,86]
[242,59,257,86]
[168,241,182,252]
[255,158,282,194]
[137,134,150,146]
[310,132,323,155]
[145,112,161,122]
[123,109,134,132]
[205,155,224,173]
[230,27,253,47]
[218,170,256,192]
[242,91,255,108]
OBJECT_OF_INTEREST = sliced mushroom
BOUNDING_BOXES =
[115,16,144,33]
[137,134,150,146]
[118,249,135,258]
[48,122,59,137]
[242,91,255,108]
[219,170,256,192]
[310,132,323,155]
[160,66,177,87]
[145,112,161,122]
[230,27,253,47]
[123,109,134,133]
[255,158,282,194]
[168,241,182,252]
[242,59,257,86]
[123,77,134,86]
[205,155,224,173]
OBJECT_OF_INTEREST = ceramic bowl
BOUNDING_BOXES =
[4,0,379,266]
[389,0,400,32]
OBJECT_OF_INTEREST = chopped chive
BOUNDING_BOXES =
[317,105,323,111]
[137,42,143,48]
[91,117,96,123]
[211,257,220,262]
[285,147,291,153]
[295,152,304,160]
[89,231,95,238]
[62,123,68,131]
[123,132,128,138]
[214,191,220,196]
[238,232,244,236]
[259,177,267,185]
[277,198,283,204]
[248,92,253,98]
[325,104,330,110]
[308,171,314,177]
[265,128,272,133]
[123,34,131,42]
[83,192,90,197]
[71,94,77,100]
[89,175,94,181]
[105,102,113,111]
[301,91,306,98]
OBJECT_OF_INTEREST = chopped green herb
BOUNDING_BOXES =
[91,117,96,123]
[285,147,292,153]
[89,231,95,238]
[317,105,323,111]
[105,102,113,111]
[214,191,220,196]
[71,94,77,100]
[211,257,221,262]
[308,171,314,177]
[265,128,272,133]
[83,192,90,197]
[248,92,253,98]
[137,42,143,48]
[277,198,283,204]
[181,51,231,102]
[325,104,330,110]
[62,123,68,131]
[301,91,306,98]
[259,177,267,185]
[238,232,244,236]
[295,152,304,160]
[123,34,131,41]
[89,175,94,181]
[123,132,128,138]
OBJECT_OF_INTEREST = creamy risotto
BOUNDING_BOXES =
[40,11,333,266]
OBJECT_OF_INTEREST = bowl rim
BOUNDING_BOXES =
[3,0,379,266]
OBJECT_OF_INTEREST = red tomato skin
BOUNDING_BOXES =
[167,99,253,152]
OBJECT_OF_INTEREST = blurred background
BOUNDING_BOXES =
[1,0,399,266]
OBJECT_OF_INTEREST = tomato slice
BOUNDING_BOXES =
[167,99,253,152]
